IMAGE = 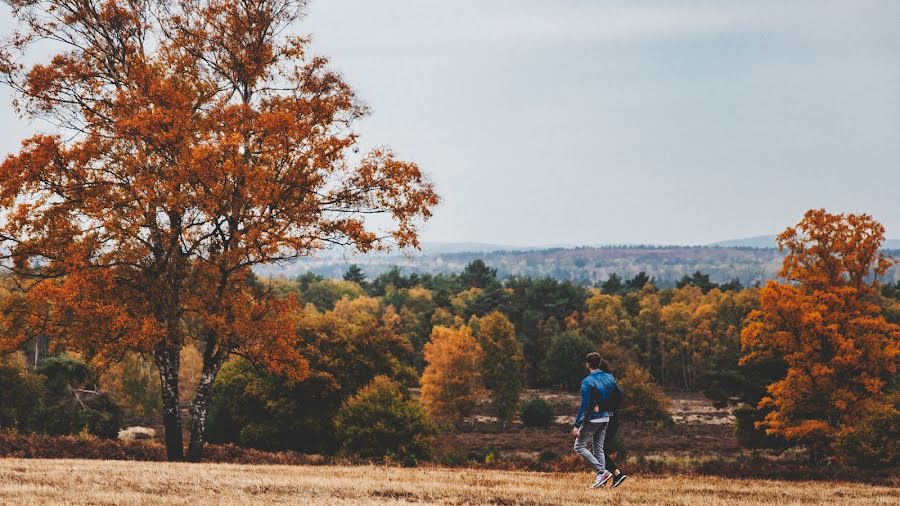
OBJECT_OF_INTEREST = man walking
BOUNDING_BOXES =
[572,352,619,489]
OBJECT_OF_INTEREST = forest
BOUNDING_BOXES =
[1,210,897,473]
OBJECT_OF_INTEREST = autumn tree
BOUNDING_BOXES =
[420,325,484,426]
[633,290,664,383]
[741,210,900,456]
[206,297,417,453]
[384,285,437,362]
[0,0,437,461]
[475,311,523,425]
[580,291,635,344]
[100,352,163,421]
[292,278,365,311]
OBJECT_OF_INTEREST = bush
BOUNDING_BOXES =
[206,359,340,453]
[0,431,327,465]
[616,365,672,425]
[37,355,124,439]
[0,361,45,432]
[0,431,166,461]
[0,355,122,439]
[520,397,555,427]
[334,376,434,463]
[833,396,899,469]
[539,450,559,463]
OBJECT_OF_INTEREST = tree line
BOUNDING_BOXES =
[2,211,896,468]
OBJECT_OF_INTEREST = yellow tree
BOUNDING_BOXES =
[421,325,484,426]
[741,210,900,454]
[580,291,635,344]
[475,311,523,425]
[659,301,692,388]
[0,0,437,461]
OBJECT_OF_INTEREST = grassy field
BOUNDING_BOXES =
[0,459,897,505]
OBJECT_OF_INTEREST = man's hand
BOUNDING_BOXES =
[572,426,580,437]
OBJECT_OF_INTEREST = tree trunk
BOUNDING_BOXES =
[24,334,50,370]
[155,345,184,461]
[186,353,227,462]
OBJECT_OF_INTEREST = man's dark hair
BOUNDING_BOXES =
[585,352,602,369]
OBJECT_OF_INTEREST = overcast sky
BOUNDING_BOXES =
[2,0,899,246]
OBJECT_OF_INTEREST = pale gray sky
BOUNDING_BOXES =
[2,0,899,246]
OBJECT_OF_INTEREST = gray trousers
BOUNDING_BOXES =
[573,421,608,474]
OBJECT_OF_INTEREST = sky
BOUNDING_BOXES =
[1,0,899,247]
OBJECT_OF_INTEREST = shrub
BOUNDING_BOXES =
[206,359,342,453]
[37,355,124,439]
[539,450,559,463]
[0,361,44,432]
[0,432,327,465]
[0,354,122,439]
[520,397,555,427]
[833,396,899,469]
[334,376,434,463]
[616,365,672,425]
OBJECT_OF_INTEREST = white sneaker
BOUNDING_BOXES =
[590,470,613,489]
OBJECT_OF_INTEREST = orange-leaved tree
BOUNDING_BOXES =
[741,209,899,456]
[0,0,437,461]
[420,325,484,427]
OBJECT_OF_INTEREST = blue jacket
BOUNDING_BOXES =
[574,370,620,428]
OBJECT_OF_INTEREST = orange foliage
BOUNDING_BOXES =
[420,325,484,426]
[0,0,437,461]
[741,210,900,451]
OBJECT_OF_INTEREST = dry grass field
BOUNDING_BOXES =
[0,459,897,506]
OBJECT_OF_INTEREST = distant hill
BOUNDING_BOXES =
[708,235,778,249]
[258,246,781,286]
[257,242,900,286]
[419,242,546,254]
[710,235,900,250]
